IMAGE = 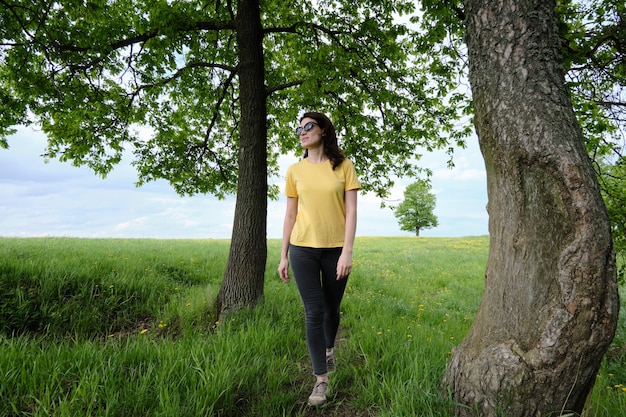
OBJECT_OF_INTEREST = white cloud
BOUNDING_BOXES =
[114,216,150,231]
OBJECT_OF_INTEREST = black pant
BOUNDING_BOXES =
[289,244,349,376]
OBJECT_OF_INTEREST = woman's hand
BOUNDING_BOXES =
[336,251,353,280]
[278,258,290,282]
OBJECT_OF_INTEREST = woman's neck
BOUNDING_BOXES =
[306,148,327,164]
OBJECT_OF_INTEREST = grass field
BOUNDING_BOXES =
[0,236,624,416]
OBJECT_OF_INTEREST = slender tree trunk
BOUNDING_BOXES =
[441,1,620,416]
[216,0,267,315]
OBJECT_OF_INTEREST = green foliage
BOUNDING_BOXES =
[597,158,626,284]
[0,0,470,200]
[0,237,623,416]
[394,179,439,235]
[558,0,625,154]
[557,0,625,164]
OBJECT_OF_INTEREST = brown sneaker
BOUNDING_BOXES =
[308,381,328,406]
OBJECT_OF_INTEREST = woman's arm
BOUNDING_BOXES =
[278,196,298,282]
[336,189,358,280]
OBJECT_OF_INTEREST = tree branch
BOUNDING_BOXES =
[266,80,303,95]
[53,19,236,54]
[197,68,238,182]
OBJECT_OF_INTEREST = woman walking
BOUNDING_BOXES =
[278,112,360,406]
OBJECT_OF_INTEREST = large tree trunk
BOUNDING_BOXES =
[441,1,620,416]
[216,0,267,315]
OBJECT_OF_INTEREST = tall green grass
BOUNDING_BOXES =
[0,236,623,416]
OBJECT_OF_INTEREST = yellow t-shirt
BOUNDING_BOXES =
[285,158,360,248]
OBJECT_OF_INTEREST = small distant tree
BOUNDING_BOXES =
[394,180,438,236]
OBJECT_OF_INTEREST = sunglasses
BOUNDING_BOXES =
[295,121,318,135]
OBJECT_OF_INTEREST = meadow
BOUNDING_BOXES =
[0,236,624,417]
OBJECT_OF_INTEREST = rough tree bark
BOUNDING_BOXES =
[216,0,267,315]
[441,1,620,416]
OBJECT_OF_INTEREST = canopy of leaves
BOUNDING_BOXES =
[393,179,438,235]
[0,0,471,199]
[558,0,625,157]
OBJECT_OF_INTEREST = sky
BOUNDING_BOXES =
[0,126,489,240]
